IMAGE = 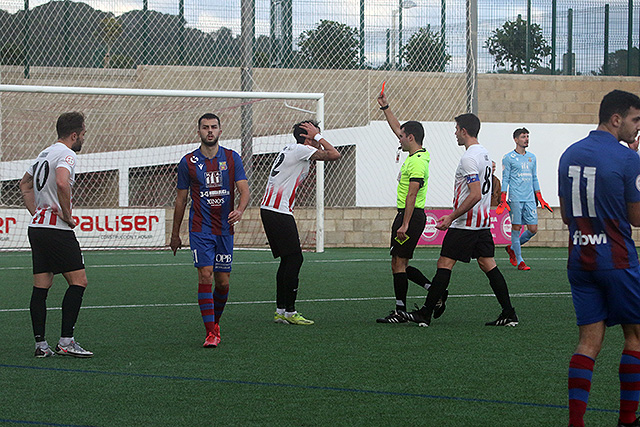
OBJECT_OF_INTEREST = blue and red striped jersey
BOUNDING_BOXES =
[177,146,247,235]
[558,130,640,271]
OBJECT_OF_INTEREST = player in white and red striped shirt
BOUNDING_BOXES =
[260,121,340,325]
[401,113,518,328]
[19,112,93,358]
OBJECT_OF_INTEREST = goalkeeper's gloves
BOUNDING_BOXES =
[536,192,553,212]
[496,192,510,215]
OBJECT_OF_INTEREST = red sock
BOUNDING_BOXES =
[568,353,595,427]
[620,350,640,424]
[197,283,215,333]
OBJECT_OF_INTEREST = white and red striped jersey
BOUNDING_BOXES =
[261,143,317,215]
[25,142,77,231]
[451,144,493,230]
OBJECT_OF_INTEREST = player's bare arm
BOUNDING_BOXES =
[302,123,340,161]
[228,179,250,225]
[377,92,402,138]
[55,167,76,228]
[170,188,188,255]
[19,172,36,216]
[627,201,640,227]
[437,180,482,230]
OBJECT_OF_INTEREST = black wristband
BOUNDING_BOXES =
[380,105,389,110]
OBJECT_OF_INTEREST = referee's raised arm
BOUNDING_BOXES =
[377,91,402,139]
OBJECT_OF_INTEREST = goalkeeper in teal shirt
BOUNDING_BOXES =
[497,128,552,270]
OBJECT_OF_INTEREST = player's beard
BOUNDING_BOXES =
[71,137,83,152]
[201,135,219,147]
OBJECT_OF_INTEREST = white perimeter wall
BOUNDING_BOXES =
[327,121,596,208]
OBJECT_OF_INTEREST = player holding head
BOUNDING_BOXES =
[559,90,640,427]
[261,120,340,325]
[19,112,93,358]
[400,113,517,328]
[497,127,552,270]
[375,88,443,324]
[170,113,250,347]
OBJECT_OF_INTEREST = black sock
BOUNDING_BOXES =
[30,287,49,343]
[61,285,85,338]
[406,265,431,288]
[423,268,451,315]
[276,260,286,310]
[281,253,303,312]
[485,267,513,312]
[393,272,409,311]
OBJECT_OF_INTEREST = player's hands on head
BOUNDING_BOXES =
[170,234,181,256]
[300,122,319,140]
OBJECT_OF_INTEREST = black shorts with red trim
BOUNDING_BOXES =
[28,227,85,275]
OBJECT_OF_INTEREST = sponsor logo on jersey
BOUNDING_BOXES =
[200,189,229,198]
[65,155,75,166]
[205,171,222,188]
[206,198,225,206]
[572,230,608,246]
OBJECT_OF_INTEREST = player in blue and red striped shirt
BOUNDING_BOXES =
[559,90,640,427]
[170,113,249,348]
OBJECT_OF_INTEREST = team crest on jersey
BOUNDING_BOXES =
[219,161,227,171]
[205,171,222,188]
[190,156,199,163]
[65,156,75,166]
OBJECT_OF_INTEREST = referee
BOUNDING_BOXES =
[375,90,442,324]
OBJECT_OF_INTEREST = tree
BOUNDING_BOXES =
[96,16,122,68]
[401,25,451,72]
[298,20,360,69]
[484,15,551,73]
[598,48,639,76]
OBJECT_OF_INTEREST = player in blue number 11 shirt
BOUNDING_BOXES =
[559,90,640,427]
[170,113,250,348]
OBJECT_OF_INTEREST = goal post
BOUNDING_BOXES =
[0,84,327,252]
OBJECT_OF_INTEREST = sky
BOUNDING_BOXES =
[0,0,637,73]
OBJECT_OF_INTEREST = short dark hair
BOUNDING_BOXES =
[513,127,529,139]
[56,112,85,139]
[400,121,424,145]
[599,90,640,124]
[454,113,481,138]
[293,120,320,144]
[198,113,221,128]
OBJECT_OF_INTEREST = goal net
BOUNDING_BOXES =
[0,85,336,252]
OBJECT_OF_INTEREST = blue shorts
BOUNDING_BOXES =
[189,233,234,272]
[509,201,538,225]
[568,267,640,326]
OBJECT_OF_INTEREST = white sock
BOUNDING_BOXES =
[59,337,73,346]
[35,341,49,349]
[276,308,285,315]
[285,311,296,318]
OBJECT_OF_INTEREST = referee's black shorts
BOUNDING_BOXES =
[28,227,85,275]
[260,208,302,259]
[390,208,426,260]
[440,228,495,263]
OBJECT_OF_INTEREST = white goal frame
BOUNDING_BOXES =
[0,84,327,252]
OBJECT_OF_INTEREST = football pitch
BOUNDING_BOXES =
[0,247,628,426]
